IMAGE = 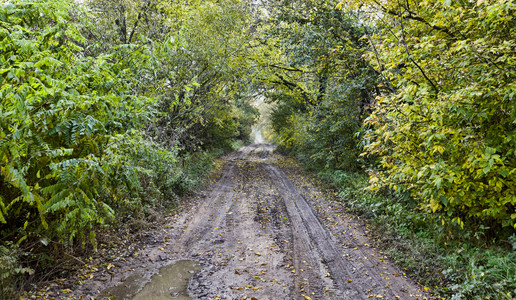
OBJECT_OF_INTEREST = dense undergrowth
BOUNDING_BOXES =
[263,0,515,298]
[0,0,257,297]
[0,145,229,298]
[308,167,516,299]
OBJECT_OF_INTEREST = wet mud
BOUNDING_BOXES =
[68,144,429,300]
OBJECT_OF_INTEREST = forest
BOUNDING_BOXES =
[1,0,515,299]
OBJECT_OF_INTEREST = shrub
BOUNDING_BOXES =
[351,0,516,229]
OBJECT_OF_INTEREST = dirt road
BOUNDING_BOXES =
[71,144,428,299]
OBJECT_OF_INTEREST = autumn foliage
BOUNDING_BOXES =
[345,0,516,228]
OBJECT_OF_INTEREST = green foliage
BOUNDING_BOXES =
[101,0,260,152]
[265,0,516,297]
[341,0,516,228]
[0,242,34,298]
[320,169,516,299]
[258,0,378,170]
[0,0,257,295]
[0,0,149,244]
[102,132,222,221]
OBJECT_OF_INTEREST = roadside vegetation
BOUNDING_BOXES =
[1,0,515,299]
[0,0,257,297]
[318,170,516,299]
[262,0,516,299]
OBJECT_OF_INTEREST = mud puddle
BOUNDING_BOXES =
[134,260,201,300]
[99,260,201,300]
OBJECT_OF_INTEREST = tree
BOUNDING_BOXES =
[254,0,379,170]
[342,0,516,228]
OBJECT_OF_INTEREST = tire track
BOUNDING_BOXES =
[265,163,360,298]
[172,161,238,255]
[265,162,426,299]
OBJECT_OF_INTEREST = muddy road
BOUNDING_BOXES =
[71,144,428,300]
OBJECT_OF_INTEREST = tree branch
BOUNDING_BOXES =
[128,0,152,43]
[272,72,314,105]
[269,64,305,73]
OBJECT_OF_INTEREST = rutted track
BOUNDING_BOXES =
[264,163,424,299]
[172,161,238,255]
[72,144,428,300]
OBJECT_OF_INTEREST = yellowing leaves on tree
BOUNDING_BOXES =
[356,0,516,228]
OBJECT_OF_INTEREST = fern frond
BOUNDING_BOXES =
[1,165,32,203]
[40,182,65,195]
[33,192,48,229]
[75,187,90,205]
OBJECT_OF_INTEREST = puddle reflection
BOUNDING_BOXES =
[133,260,201,300]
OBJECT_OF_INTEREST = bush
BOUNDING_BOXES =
[355,0,516,229]
[0,0,152,246]
[319,168,516,299]
[0,242,34,299]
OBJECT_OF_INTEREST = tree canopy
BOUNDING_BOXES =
[345,0,516,228]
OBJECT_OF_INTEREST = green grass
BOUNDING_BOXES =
[316,169,516,299]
